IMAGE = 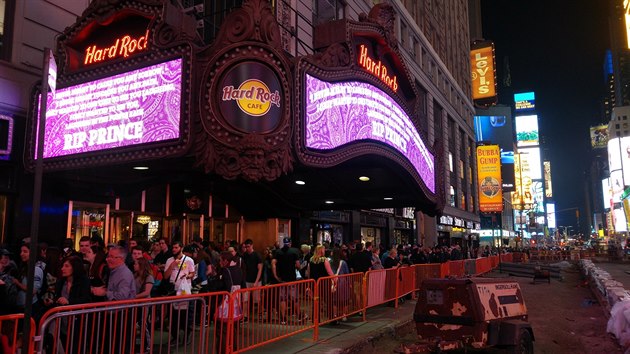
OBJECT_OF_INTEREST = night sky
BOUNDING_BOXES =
[480,1,610,233]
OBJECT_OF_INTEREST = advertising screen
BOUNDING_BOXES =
[473,115,515,190]
[38,58,182,158]
[514,91,535,111]
[304,74,435,193]
[511,152,533,210]
[590,124,609,149]
[603,178,613,210]
[611,170,625,203]
[546,203,556,229]
[608,137,622,172]
[519,147,541,180]
[621,136,630,184]
[476,145,503,212]
[515,115,539,147]
[532,180,544,213]
[614,207,627,232]
[544,161,552,198]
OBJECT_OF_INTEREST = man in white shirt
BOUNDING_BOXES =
[164,241,196,346]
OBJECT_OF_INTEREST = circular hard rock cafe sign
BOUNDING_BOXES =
[218,61,283,133]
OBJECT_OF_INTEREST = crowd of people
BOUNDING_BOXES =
[0,235,506,351]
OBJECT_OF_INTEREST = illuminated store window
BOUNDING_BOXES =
[313,0,345,26]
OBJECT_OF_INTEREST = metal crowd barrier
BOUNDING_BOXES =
[0,254,514,354]
[232,280,314,353]
[0,313,35,354]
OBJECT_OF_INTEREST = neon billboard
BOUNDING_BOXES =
[38,58,182,158]
[304,74,434,192]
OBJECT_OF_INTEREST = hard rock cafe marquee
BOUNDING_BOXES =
[24,0,443,246]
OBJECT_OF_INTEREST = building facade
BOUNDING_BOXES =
[0,0,478,250]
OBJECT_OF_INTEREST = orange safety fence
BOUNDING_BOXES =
[500,253,513,263]
[413,263,444,291]
[448,260,465,277]
[489,255,499,268]
[364,268,399,309]
[36,291,227,354]
[475,257,492,274]
[398,266,416,298]
[0,313,35,354]
[232,280,315,353]
[312,273,365,339]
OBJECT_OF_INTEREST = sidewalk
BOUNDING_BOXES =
[245,300,417,354]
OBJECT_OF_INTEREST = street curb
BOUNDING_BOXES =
[342,316,416,353]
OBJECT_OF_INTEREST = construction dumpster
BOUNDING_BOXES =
[413,277,534,353]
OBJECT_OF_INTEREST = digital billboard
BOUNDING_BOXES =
[544,161,552,198]
[470,42,496,101]
[519,147,541,180]
[532,181,544,213]
[476,145,503,212]
[304,74,435,192]
[547,203,556,229]
[603,177,613,209]
[608,137,622,172]
[590,124,609,149]
[515,115,539,147]
[614,206,627,232]
[38,58,182,159]
[473,115,515,190]
[611,170,625,203]
[514,91,535,111]
[512,152,533,210]
[621,136,630,185]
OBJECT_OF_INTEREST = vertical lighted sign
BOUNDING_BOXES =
[625,0,630,48]
[512,152,533,210]
[477,145,503,212]
[470,42,496,101]
[544,161,552,198]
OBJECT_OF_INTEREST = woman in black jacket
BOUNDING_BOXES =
[44,255,91,354]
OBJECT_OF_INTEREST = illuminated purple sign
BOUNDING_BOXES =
[38,58,182,158]
[305,74,435,192]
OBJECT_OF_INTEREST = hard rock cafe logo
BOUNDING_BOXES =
[221,80,281,116]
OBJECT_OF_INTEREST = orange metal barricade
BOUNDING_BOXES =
[489,255,499,268]
[0,313,35,354]
[231,280,315,353]
[413,263,443,291]
[448,260,465,278]
[36,291,227,354]
[398,266,415,298]
[475,257,492,274]
[364,268,398,309]
[500,253,513,263]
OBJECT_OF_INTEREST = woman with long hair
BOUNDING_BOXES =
[133,257,154,299]
[45,256,91,354]
[330,247,350,323]
[306,245,333,281]
[14,243,44,320]
[84,246,108,302]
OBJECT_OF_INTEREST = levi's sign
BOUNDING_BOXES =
[358,44,398,93]
[470,44,496,100]
[84,30,150,65]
